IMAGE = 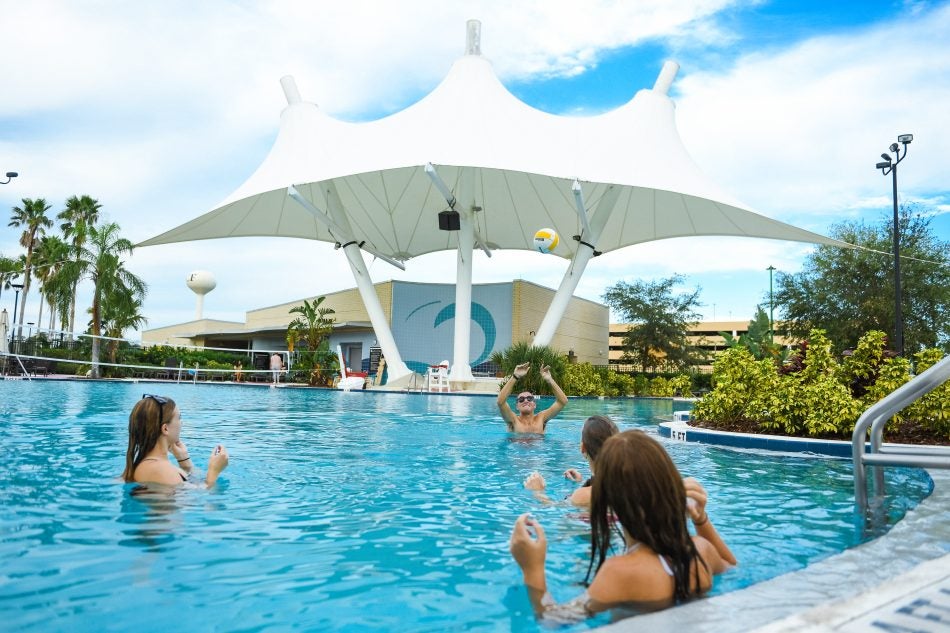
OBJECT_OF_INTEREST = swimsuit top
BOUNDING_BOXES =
[625,542,674,576]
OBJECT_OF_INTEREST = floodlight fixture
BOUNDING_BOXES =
[0,171,17,185]
[880,154,892,162]
[898,134,913,144]
[876,161,891,170]
[889,142,899,153]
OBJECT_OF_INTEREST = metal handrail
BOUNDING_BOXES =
[853,355,950,511]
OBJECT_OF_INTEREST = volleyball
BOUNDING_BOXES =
[533,228,559,253]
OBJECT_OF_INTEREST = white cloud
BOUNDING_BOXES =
[674,4,950,218]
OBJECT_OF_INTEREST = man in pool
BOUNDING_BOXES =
[496,362,568,434]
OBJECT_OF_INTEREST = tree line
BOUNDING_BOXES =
[604,206,950,371]
[1,196,146,377]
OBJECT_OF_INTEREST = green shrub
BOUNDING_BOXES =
[606,371,635,397]
[669,374,692,397]
[907,349,950,438]
[695,327,948,440]
[631,375,650,396]
[490,342,567,396]
[648,376,673,397]
[692,347,778,424]
[562,362,604,396]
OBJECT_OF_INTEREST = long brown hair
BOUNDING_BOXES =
[121,396,176,482]
[581,415,619,462]
[585,430,707,603]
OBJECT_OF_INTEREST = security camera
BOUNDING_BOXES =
[898,134,913,144]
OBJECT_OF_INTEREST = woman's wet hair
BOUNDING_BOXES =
[586,430,707,603]
[581,415,619,461]
[121,396,177,482]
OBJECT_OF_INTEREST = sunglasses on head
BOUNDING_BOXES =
[517,394,535,403]
[142,394,169,425]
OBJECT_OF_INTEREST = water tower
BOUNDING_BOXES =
[186,270,216,320]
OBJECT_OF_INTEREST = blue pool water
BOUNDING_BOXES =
[0,380,933,632]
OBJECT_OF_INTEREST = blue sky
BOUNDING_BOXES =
[1,0,948,334]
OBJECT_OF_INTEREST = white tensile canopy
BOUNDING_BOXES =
[140,20,851,384]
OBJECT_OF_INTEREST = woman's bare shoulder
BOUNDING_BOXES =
[134,460,183,485]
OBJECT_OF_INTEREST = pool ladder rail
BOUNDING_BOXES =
[853,354,950,513]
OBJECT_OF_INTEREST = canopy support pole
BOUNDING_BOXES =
[287,185,411,382]
[533,184,621,347]
[451,167,475,382]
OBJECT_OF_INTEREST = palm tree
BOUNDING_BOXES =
[58,195,102,338]
[287,296,337,386]
[9,198,53,336]
[31,235,71,335]
[100,288,147,369]
[68,222,146,378]
[0,254,23,304]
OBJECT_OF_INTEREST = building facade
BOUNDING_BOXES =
[142,279,609,376]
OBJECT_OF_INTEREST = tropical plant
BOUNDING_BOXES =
[721,306,787,362]
[694,328,948,440]
[100,288,148,369]
[0,254,23,302]
[489,341,567,396]
[602,275,706,372]
[9,198,53,334]
[58,195,102,338]
[561,362,604,396]
[287,296,337,386]
[692,346,780,425]
[64,222,146,378]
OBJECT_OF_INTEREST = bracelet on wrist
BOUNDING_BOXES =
[177,456,191,463]
[693,512,709,526]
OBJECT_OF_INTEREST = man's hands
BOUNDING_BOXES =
[513,362,531,379]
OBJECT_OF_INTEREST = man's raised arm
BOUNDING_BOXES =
[539,365,568,425]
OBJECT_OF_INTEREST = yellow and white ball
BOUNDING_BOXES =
[533,228,559,253]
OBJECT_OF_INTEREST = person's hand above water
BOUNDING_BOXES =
[524,471,546,490]
[683,476,708,523]
[539,365,553,381]
[563,468,583,482]
[510,513,547,589]
[513,362,530,379]
[206,444,229,485]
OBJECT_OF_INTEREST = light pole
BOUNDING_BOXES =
[11,283,23,330]
[11,283,23,349]
[875,133,913,356]
[767,265,776,344]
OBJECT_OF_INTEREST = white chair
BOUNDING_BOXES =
[427,360,451,393]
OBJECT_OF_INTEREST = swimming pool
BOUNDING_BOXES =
[0,381,933,632]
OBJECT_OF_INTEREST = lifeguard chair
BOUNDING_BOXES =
[427,360,451,393]
[336,345,367,391]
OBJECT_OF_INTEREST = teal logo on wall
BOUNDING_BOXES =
[404,301,497,374]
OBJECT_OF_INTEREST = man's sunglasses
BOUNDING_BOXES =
[517,394,535,403]
[142,394,169,425]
